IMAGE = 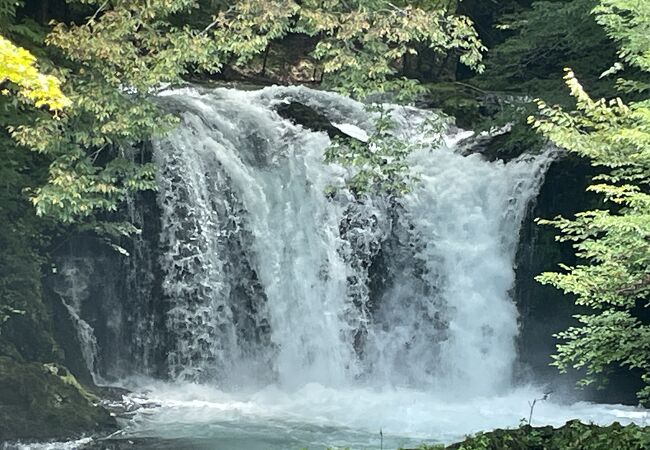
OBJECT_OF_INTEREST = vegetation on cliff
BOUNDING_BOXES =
[0,357,115,440]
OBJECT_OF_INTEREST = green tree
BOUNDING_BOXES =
[0,0,486,331]
[324,105,448,196]
[479,0,617,102]
[0,35,70,112]
[1,0,485,224]
[211,0,484,97]
[530,0,650,402]
[7,0,223,224]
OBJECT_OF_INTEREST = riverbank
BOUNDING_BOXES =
[5,420,650,450]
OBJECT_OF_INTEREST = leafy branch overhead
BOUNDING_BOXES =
[211,0,484,97]
[325,105,448,197]
[1,0,485,224]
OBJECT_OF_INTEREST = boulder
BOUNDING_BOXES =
[0,357,116,441]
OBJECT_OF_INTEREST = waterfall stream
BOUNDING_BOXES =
[51,86,649,449]
[152,86,552,393]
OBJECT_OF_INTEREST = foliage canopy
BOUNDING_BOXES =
[0,0,484,224]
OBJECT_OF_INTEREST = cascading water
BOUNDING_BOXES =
[51,261,101,383]
[53,86,648,449]
[365,131,553,396]
[153,87,366,386]
[151,86,552,394]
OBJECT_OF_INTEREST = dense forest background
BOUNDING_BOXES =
[1,0,649,443]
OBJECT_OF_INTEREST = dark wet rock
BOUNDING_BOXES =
[456,125,521,163]
[95,385,132,402]
[514,155,598,390]
[418,82,544,163]
[274,101,359,141]
[0,357,117,441]
[46,286,95,386]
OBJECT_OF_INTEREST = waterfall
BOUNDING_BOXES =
[154,87,365,386]
[150,85,554,395]
[52,261,101,383]
[44,85,650,450]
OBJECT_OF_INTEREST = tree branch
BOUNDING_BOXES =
[87,0,109,27]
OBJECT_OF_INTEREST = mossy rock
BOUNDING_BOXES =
[414,420,650,450]
[0,357,116,441]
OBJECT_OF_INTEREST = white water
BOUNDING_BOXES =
[104,381,647,449]
[154,86,369,385]
[153,86,553,392]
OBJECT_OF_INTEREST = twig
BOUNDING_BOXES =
[199,17,220,36]
[528,399,538,425]
[90,144,107,163]
[387,2,407,15]
[87,0,109,26]
[528,392,551,425]
[453,81,488,95]
[200,6,236,37]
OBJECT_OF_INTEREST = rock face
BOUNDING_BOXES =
[0,357,116,441]
[274,101,360,141]
[43,191,167,381]
[513,155,643,403]
[0,217,118,442]
[513,156,595,387]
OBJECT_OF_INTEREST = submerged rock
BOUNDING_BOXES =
[0,357,116,441]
